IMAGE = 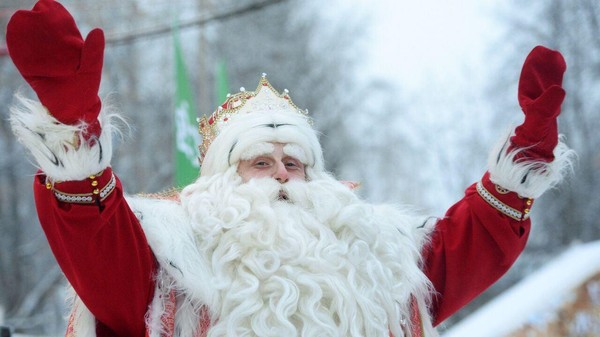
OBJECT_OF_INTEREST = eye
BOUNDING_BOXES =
[252,158,271,167]
[284,158,303,170]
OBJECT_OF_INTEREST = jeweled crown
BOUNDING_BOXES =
[197,74,310,163]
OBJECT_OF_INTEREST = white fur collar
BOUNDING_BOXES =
[126,191,439,337]
[126,195,220,309]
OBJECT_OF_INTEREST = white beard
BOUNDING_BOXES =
[179,167,433,337]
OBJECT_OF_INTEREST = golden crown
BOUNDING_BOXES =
[197,74,310,163]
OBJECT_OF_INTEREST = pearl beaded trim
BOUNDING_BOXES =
[53,173,116,204]
[476,180,530,221]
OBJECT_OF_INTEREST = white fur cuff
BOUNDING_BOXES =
[487,129,575,199]
[10,96,114,181]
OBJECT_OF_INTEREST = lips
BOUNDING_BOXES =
[278,190,289,201]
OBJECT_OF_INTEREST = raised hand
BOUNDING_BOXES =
[6,0,105,139]
[510,46,567,162]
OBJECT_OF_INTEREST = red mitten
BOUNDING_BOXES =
[510,46,566,162]
[6,0,104,139]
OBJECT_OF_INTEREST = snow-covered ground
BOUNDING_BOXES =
[442,241,600,337]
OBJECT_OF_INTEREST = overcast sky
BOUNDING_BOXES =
[357,0,502,92]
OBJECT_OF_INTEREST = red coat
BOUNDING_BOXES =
[33,169,531,337]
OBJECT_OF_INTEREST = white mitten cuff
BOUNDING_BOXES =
[10,95,115,181]
[487,128,575,199]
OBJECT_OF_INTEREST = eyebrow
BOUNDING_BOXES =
[251,155,273,162]
[283,156,303,163]
[227,123,296,165]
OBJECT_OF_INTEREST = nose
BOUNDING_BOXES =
[273,161,289,183]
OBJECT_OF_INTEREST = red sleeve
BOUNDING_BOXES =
[423,172,533,326]
[33,168,156,337]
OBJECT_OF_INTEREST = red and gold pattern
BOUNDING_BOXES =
[477,172,534,221]
[46,169,116,204]
[197,74,309,163]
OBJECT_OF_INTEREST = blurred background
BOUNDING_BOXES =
[0,0,599,335]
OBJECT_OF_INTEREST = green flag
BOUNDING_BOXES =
[173,27,200,187]
[216,60,229,104]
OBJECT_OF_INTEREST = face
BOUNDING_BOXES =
[237,143,306,183]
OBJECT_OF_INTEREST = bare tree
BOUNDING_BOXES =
[0,1,67,333]
[206,0,371,170]
[0,0,173,333]
[1,0,372,334]
[439,0,600,329]
[489,0,600,251]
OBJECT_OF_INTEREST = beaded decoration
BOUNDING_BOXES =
[476,181,531,221]
[52,173,117,204]
[197,74,310,164]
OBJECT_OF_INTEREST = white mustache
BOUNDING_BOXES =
[240,175,352,211]
[243,178,305,204]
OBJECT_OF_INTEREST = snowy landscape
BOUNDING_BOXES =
[1,0,599,335]
[443,241,600,337]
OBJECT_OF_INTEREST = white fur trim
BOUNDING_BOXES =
[65,286,97,337]
[126,196,219,310]
[201,109,324,179]
[487,129,576,199]
[145,279,166,337]
[9,95,115,181]
[129,195,220,337]
[417,297,440,337]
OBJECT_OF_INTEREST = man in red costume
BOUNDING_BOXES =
[6,1,574,337]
